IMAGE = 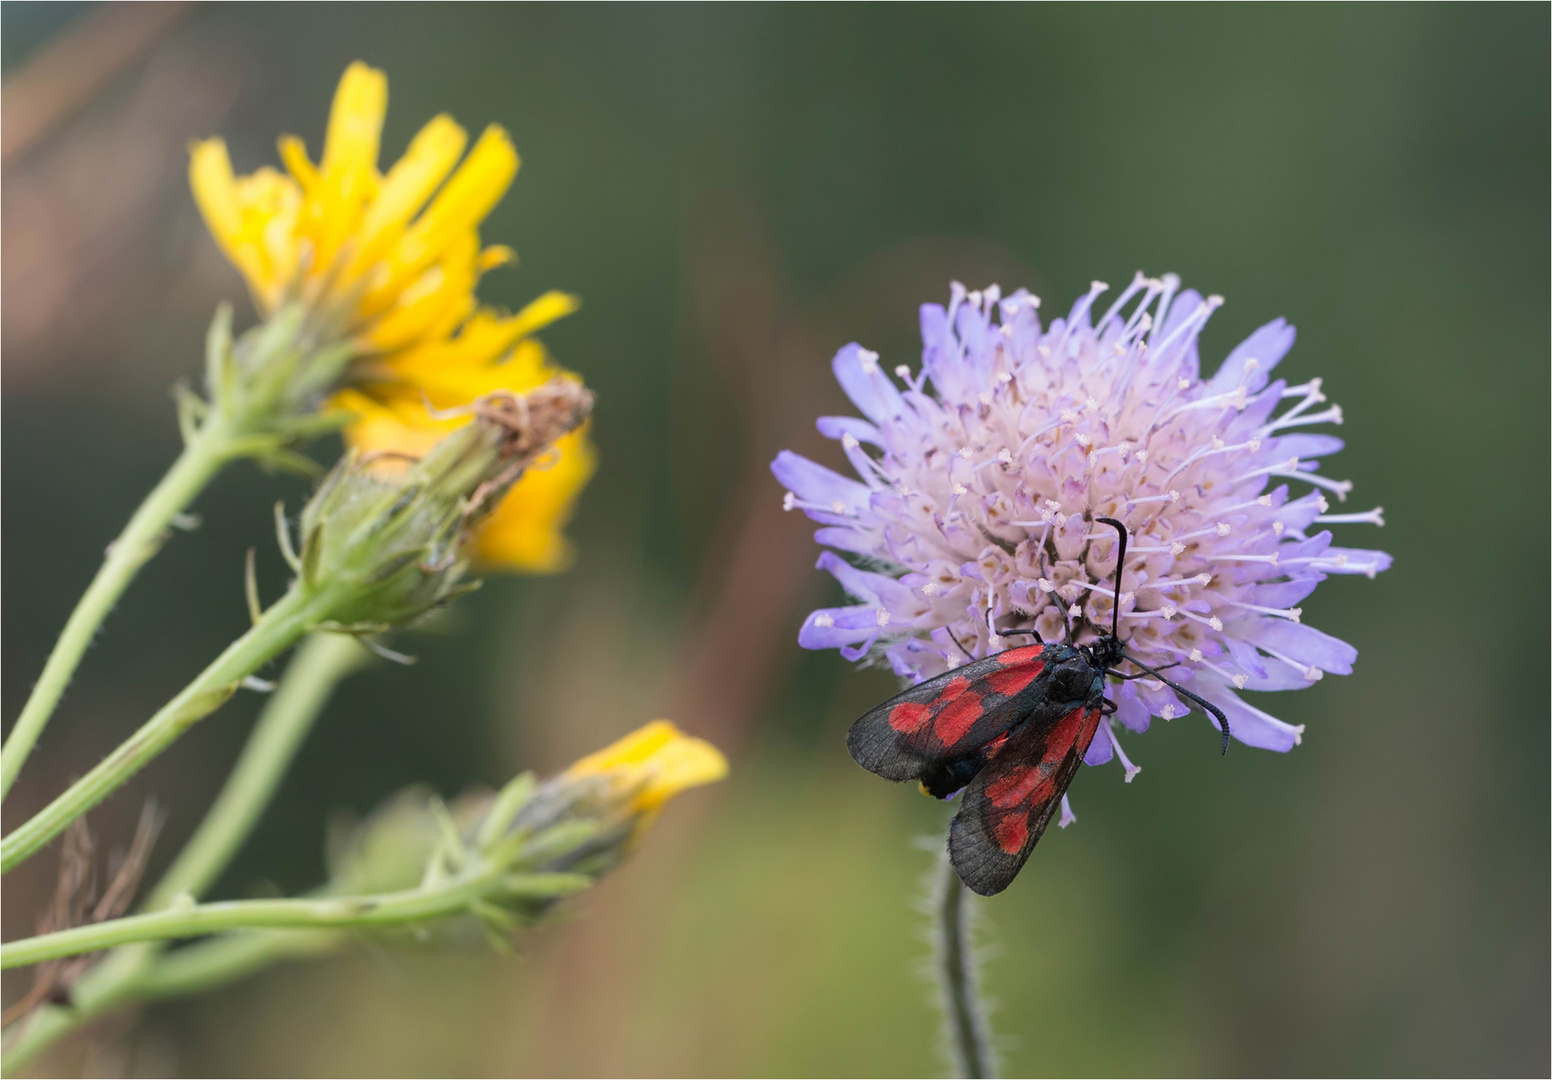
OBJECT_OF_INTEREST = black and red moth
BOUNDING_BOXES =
[846,518,1232,896]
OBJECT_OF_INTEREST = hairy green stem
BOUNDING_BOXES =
[149,633,368,906]
[134,930,344,1000]
[937,851,995,1079]
[0,584,342,873]
[0,931,342,1074]
[0,869,598,969]
[0,419,236,801]
[0,633,368,1071]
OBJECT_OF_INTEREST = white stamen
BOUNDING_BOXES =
[1177,609,1224,632]
[1315,507,1385,526]
[1281,377,1324,401]
[1107,723,1142,783]
[783,492,796,511]
[1267,404,1344,432]
[895,364,911,379]
[1260,644,1326,682]
[1134,574,1208,593]
[858,349,880,373]
[813,613,834,627]
[1234,456,1303,484]
[842,433,860,450]
[1224,600,1303,621]
[876,609,891,626]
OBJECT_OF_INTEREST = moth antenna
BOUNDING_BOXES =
[1096,516,1128,641]
[1118,652,1232,755]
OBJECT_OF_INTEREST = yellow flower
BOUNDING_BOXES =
[189,62,595,574]
[189,61,514,342]
[564,721,728,823]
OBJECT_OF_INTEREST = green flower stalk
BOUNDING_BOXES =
[0,306,357,801]
[933,852,997,1079]
[1,722,726,975]
[0,380,594,874]
[1,59,598,801]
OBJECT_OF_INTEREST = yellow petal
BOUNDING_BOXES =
[309,61,388,275]
[376,124,518,296]
[233,167,303,309]
[363,233,480,351]
[507,290,580,340]
[471,425,597,572]
[321,61,388,179]
[335,389,450,467]
[346,114,468,283]
[190,139,291,308]
[479,245,516,271]
[564,721,728,814]
[278,134,319,192]
[189,138,242,250]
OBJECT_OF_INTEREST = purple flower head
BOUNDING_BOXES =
[773,274,1389,785]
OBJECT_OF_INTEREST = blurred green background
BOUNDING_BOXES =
[2,3,1547,1076]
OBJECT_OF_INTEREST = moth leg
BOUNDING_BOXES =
[986,604,1044,644]
[1100,697,1117,715]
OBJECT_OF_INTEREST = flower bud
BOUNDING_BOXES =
[291,379,593,634]
[323,721,725,945]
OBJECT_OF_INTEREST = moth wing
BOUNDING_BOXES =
[948,702,1104,896]
[846,645,1057,783]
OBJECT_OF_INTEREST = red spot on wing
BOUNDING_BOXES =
[993,812,1030,854]
[996,645,1046,667]
[986,763,1043,808]
[985,660,1045,697]
[929,676,972,706]
[1045,707,1091,755]
[888,702,931,733]
[932,691,985,747]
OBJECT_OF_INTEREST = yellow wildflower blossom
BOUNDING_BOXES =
[189,61,514,340]
[188,62,594,573]
[564,720,729,824]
